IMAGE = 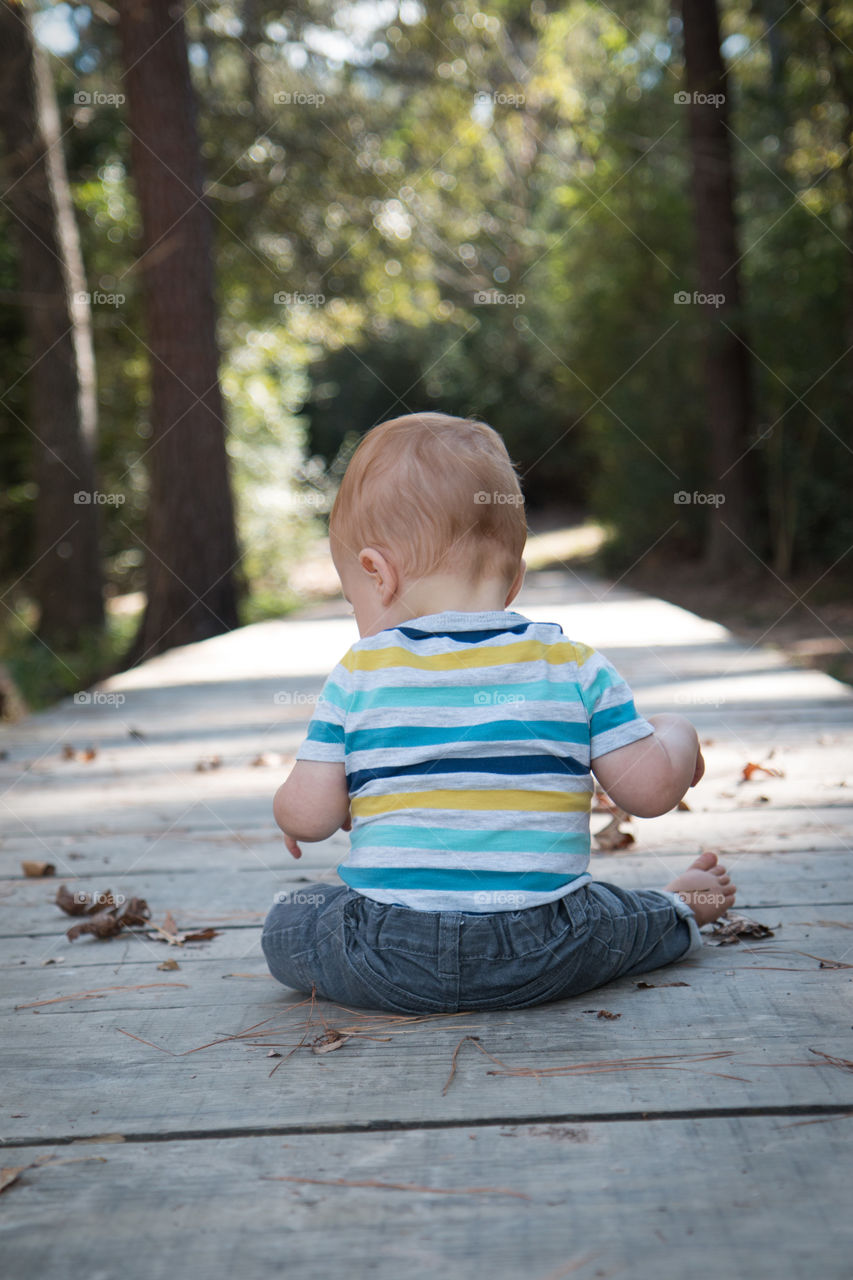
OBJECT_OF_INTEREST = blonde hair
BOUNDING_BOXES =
[329,412,526,586]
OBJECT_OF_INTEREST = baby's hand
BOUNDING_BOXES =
[284,833,302,860]
[690,748,706,788]
[283,811,351,860]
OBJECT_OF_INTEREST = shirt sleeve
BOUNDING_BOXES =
[573,643,655,760]
[294,655,352,764]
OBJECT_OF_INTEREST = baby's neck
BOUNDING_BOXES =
[396,573,513,620]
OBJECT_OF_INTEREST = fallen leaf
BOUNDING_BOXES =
[67,910,124,941]
[80,748,97,762]
[636,981,689,989]
[251,752,285,768]
[195,755,222,772]
[0,1166,27,1194]
[267,1050,282,1058]
[596,1010,621,1020]
[180,927,219,942]
[61,744,76,760]
[703,912,777,945]
[127,728,146,740]
[593,810,635,852]
[162,911,178,936]
[311,1029,350,1055]
[676,799,691,811]
[22,861,55,877]
[56,884,112,916]
[741,761,784,782]
[157,959,180,971]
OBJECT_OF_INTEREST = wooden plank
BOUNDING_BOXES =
[2,851,851,945]
[2,915,852,1142]
[2,1119,852,1279]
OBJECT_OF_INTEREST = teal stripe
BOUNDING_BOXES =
[351,825,588,855]
[345,679,584,711]
[589,701,639,737]
[305,719,345,745]
[318,681,349,711]
[338,867,582,891]
[580,664,619,712]
[346,720,588,752]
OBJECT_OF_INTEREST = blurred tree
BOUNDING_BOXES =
[0,0,104,648]
[117,0,239,660]
[682,0,754,571]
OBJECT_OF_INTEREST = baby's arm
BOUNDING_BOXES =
[273,760,350,859]
[591,712,704,818]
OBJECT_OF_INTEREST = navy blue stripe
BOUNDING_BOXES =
[347,753,587,792]
[393,625,532,642]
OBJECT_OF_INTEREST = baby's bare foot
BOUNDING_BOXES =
[665,851,736,927]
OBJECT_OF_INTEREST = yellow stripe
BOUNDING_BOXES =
[341,639,592,674]
[352,789,591,817]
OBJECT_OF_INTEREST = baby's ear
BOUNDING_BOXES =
[358,547,399,602]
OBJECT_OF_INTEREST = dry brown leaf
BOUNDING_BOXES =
[636,981,690,989]
[56,884,115,916]
[67,910,124,941]
[22,860,55,877]
[61,743,76,760]
[741,761,784,782]
[251,752,285,768]
[195,755,222,772]
[59,888,150,942]
[157,959,180,971]
[311,1029,350,1055]
[596,1010,621,1020]
[591,787,620,814]
[593,811,635,852]
[80,748,97,762]
[703,912,777,945]
[181,927,218,942]
[162,911,178,935]
[0,1166,27,1195]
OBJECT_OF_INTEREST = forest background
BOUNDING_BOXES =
[1,0,851,707]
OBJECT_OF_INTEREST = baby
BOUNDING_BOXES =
[262,412,735,1012]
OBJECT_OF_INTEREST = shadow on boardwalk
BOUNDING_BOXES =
[2,568,852,1279]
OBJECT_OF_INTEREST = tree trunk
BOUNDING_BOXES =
[117,0,239,661]
[681,0,754,572]
[0,0,104,648]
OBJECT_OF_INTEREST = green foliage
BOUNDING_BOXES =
[3,0,852,703]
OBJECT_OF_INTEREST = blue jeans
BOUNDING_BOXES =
[260,881,704,1013]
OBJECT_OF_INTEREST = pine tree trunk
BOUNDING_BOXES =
[0,0,104,649]
[682,0,754,572]
[117,0,239,661]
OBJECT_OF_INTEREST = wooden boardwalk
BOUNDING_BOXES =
[2,566,852,1278]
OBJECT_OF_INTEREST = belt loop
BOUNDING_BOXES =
[437,912,462,1008]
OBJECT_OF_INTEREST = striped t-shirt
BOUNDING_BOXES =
[296,610,654,913]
